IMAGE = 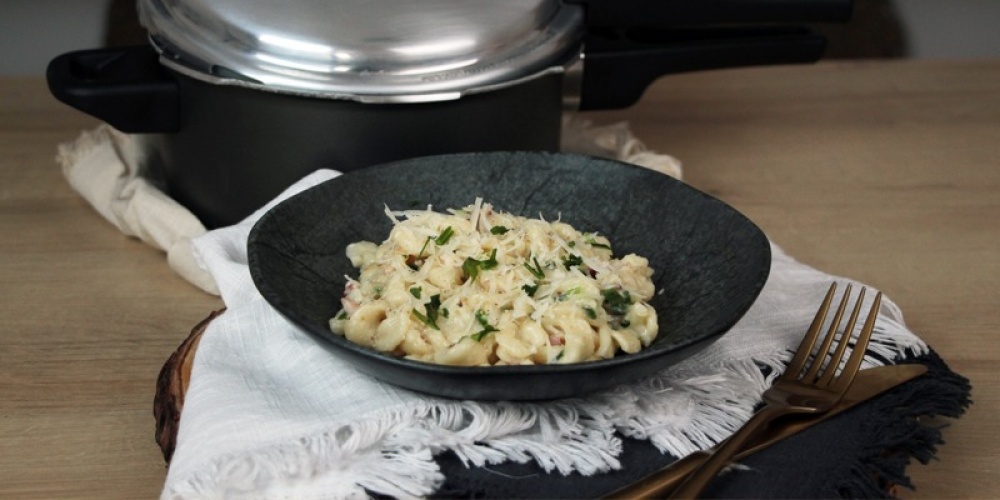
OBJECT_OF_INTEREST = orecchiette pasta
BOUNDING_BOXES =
[329,198,659,366]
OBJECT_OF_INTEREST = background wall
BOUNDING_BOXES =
[1,0,113,76]
[894,0,1000,59]
[1,0,999,76]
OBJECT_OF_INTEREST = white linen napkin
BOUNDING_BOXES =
[55,119,928,499]
[56,125,218,293]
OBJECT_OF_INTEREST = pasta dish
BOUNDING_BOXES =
[329,199,658,366]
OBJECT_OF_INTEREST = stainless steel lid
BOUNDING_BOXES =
[138,0,584,103]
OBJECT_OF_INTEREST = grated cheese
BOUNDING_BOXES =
[329,201,658,366]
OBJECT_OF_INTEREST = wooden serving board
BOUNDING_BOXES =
[154,308,225,462]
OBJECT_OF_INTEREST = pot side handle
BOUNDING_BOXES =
[578,26,826,111]
[46,45,179,133]
[566,0,852,27]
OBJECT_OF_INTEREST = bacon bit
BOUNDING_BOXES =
[549,334,565,346]
[405,254,423,270]
[341,297,359,316]
[341,281,360,315]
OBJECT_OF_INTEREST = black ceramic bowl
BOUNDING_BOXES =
[247,152,770,400]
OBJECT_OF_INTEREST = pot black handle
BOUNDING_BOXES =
[565,0,852,27]
[46,45,179,133]
[577,26,826,110]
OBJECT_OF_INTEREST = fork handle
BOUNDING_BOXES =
[605,450,711,498]
[667,405,783,498]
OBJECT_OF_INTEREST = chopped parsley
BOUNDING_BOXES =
[475,309,493,328]
[462,248,498,281]
[412,226,455,266]
[601,289,633,316]
[434,226,455,245]
[522,282,540,297]
[471,309,499,341]
[583,306,597,319]
[562,253,584,270]
[524,256,545,279]
[412,294,443,330]
[471,329,496,342]
[409,286,422,299]
[585,234,612,251]
[417,238,431,259]
[490,225,510,235]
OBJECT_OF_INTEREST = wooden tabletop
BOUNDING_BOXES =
[2,59,997,498]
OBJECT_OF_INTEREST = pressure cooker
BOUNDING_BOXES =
[48,0,852,228]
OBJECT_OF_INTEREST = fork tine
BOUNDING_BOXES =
[802,283,853,382]
[817,287,866,386]
[829,291,882,393]
[783,283,837,380]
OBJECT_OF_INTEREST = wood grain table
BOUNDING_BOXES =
[2,59,997,498]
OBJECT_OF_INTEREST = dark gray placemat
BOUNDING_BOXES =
[427,351,970,499]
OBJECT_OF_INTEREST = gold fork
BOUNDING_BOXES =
[666,282,881,499]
